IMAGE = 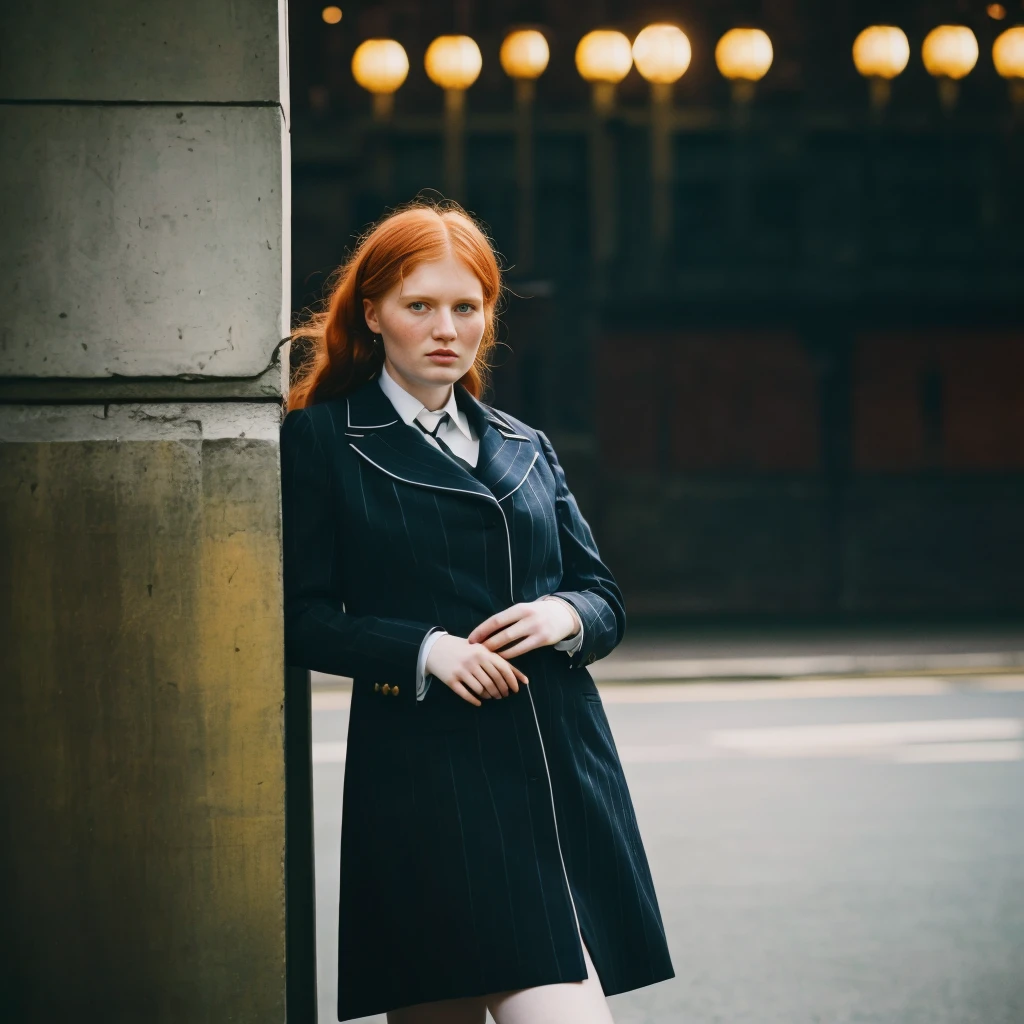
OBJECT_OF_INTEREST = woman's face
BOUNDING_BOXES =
[363,253,486,396]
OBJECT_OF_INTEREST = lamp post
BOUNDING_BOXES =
[424,35,482,201]
[632,24,691,273]
[575,30,632,280]
[852,25,910,114]
[993,26,1024,112]
[575,29,633,113]
[351,39,409,202]
[716,28,772,243]
[922,25,978,112]
[501,29,550,275]
[715,27,773,109]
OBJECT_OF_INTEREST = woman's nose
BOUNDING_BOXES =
[433,311,457,338]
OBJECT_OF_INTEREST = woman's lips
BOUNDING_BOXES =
[428,352,458,362]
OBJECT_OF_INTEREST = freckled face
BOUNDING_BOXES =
[363,254,486,391]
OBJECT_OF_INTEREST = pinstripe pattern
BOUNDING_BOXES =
[280,377,674,1021]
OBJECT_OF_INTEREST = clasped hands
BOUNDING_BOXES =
[424,599,581,707]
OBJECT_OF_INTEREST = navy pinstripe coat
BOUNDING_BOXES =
[280,375,674,1020]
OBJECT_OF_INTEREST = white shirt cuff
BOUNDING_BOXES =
[417,628,447,701]
[542,596,584,655]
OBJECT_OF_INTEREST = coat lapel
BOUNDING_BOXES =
[342,375,537,503]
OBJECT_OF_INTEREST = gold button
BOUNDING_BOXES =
[374,682,380,692]
[382,683,391,695]
[391,685,400,696]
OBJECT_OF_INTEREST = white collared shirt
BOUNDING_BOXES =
[378,361,478,466]
[376,363,584,700]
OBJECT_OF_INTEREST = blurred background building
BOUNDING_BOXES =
[289,0,1024,621]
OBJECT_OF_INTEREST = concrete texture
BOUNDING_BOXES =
[0,104,288,379]
[0,408,287,1020]
[0,402,282,442]
[0,0,287,105]
[1,1,293,1017]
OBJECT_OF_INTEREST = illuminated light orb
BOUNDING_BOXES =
[632,24,692,84]
[922,25,979,79]
[425,35,483,90]
[575,29,633,84]
[852,25,910,79]
[715,28,773,82]
[351,39,409,94]
[321,6,342,25]
[500,29,550,80]
[993,26,1024,79]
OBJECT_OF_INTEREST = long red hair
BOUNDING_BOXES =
[287,199,504,411]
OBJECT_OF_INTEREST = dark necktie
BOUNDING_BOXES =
[414,412,476,475]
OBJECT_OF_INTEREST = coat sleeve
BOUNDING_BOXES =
[280,406,438,690]
[536,429,626,669]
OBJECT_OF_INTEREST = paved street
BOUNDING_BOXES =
[312,672,1024,1023]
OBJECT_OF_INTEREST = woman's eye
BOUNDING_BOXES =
[456,303,474,313]
[409,301,426,311]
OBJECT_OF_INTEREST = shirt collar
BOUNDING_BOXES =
[377,362,473,440]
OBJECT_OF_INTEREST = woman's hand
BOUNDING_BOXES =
[467,599,581,661]
[424,634,529,707]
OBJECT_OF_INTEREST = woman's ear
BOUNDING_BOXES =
[362,297,381,335]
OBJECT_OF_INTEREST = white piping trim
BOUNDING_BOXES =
[495,486,584,954]
[348,444,499,506]
[495,452,539,502]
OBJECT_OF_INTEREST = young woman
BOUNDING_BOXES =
[281,201,674,1023]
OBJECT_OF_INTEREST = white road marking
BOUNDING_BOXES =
[597,678,953,703]
[591,652,1024,681]
[596,676,1024,703]
[892,741,1024,764]
[710,717,1024,753]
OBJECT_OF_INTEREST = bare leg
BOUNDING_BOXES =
[386,995,488,1024]
[486,937,615,1024]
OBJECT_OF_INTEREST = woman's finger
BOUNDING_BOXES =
[460,673,487,698]
[493,658,518,694]
[450,680,482,707]
[470,665,502,700]
[480,659,511,697]
[494,636,540,661]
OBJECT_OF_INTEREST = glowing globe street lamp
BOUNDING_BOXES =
[716,28,772,241]
[715,27,773,105]
[351,38,409,120]
[852,25,910,111]
[425,35,482,200]
[993,26,1024,108]
[922,25,978,111]
[633,24,692,266]
[575,29,633,114]
[501,29,549,102]
[501,29,550,273]
[575,29,632,279]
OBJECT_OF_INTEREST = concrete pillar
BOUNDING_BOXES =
[0,3,302,1020]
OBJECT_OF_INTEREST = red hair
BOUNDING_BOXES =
[287,199,504,411]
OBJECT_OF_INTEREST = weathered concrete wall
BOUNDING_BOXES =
[0,405,285,1019]
[0,0,293,1018]
[0,104,288,378]
[0,0,287,104]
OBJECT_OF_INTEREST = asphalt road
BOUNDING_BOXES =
[311,674,1024,1024]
